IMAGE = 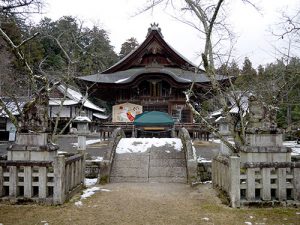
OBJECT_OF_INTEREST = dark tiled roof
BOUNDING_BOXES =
[78,67,227,84]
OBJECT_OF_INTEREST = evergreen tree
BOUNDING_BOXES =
[241,57,257,76]
[119,37,139,59]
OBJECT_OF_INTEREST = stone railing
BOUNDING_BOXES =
[212,156,300,207]
[100,128,125,183]
[0,153,84,205]
[178,127,197,184]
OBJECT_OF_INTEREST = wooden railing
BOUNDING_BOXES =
[97,122,210,140]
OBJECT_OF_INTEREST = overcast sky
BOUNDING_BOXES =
[34,0,299,68]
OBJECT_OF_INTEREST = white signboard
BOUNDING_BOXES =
[112,103,143,122]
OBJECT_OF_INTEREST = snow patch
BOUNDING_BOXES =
[244,222,252,225]
[211,139,221,144]
[116,138,182,154]
[72,139,102,147]
[100,189,112,192]
[85,178,98,187]
[197,156,212,163]
[115,77,131,83]
[283,141,300,156]
[75,201,83,207]
[74,116,91,122]
[81,187,100,199]
[201,217,210,221]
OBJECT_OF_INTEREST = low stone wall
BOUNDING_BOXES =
[0,153,84,205]
[178,128,197,184]
[212,155,300,208]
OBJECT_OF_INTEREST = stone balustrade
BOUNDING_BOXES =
[212,156,300,207]
[0,153,84,205]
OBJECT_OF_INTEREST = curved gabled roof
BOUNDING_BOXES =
[102,23,202,73]
[78,67,227,84]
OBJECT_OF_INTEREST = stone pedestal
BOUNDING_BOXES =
[239,126,291,163]
[7,133,58,161]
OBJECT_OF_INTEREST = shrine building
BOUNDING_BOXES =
[78,23,226,138]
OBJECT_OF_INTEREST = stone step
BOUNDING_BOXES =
[110,166,148,178]
[113,159,149,168]
[110,176,149,183]
[150,151,185,159]
[149,167,187,178]
[149,177,187,183]
[110,139,187,183]
[149,158,186,167]
[114,153,149,161]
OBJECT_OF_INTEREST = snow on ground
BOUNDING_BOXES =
[283,141,300,156]
[85,178,98,187]
[197,156,212,163]
[86,156,103,162]
[72,139,102,147]
[81,187,101,199]
[75,187,101,207]
[75,185,112,206]
[210,139,221,144]
[201,217,210,221]
[116,138,182,154]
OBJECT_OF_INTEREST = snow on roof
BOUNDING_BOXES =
[116,138,182,154]
[215,116,225,123]
[74,115,91,123]
[57,85,105,112]
[211,109,222,117]
[93,113,109,120]
[49,99,78,106]
[0,100,25,117]
[115,77,131,84]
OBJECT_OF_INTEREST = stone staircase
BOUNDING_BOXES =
[110,140,187,183]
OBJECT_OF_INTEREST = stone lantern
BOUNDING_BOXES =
[216,116,232,155]
[74,111,91,151]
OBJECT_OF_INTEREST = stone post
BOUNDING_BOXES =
[229,156,240,208]
[9,166,17,197]
[53,155,66,205]
[24,166,32,198]
[293,168,300,201]
[0,167,3,197]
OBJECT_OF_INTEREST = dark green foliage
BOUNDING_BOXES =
[33,16,118,76]
[119,37,139,59]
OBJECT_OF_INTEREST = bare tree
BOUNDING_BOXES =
[141,0,262,154]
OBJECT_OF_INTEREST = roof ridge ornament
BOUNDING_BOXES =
[147,22,163,38]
